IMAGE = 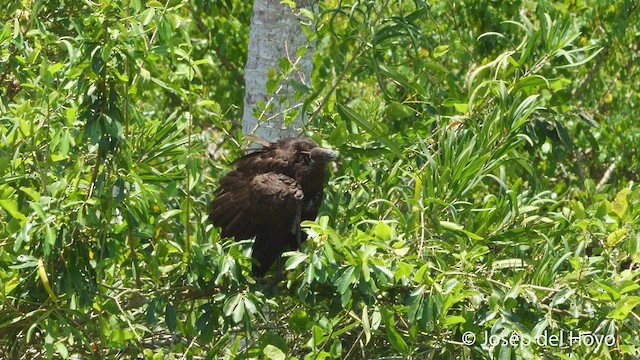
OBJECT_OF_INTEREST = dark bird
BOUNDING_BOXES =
[209,137,337,277]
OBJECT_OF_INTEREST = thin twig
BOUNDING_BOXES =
[596,159,617,191]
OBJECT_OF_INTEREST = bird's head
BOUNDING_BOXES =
[308,146,338,164]
[288,138,337,165]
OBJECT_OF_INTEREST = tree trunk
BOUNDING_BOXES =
[242,0,316,142]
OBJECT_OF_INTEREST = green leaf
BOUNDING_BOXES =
[330,340,342,358]
[433,45,449,58]
[440,221,463,231]
[278,57,291,73]
[285,252,308,270]
[312,325,324,348]
[47,63,64,74]
[147,1,163,8]
[421,59,448,77]
[461,229,484,241]
[556,47,603,69]
[408,286,425,324]
[380,306,408,353]
[551,288,575,306]
[336,104,401,155]
[223,294,245,324]
[374,221,392,241]
[263,345,286,360]
[45,225,56,248]
[243,296,257,316]
[259,332,288,354]
[619,281,640,295]
[0,199,26,222]
[385,101,415,119]
[608,297,640,321]
[54,342,68,359]
[607,229,628,247]
[146,299,158,324]
[376,63,426,96]
[329,121,348,146]
[441,315,466,327]
[386,322,408,353]
[158,16,172,42]
[266,76,279,94]
[20,187,41,201]
[570,200,585,220]
[159,210,182,223]
[362,306,371,344]
[414,263,430,283]
[511,75,549,94]
[594,280,621,301]
[196,100,218,108]
[165,303,177,331]
[289,309,309,331]
[336,266,355,294]
[611,188,629,219]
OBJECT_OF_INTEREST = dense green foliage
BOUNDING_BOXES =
[1,0,639,359]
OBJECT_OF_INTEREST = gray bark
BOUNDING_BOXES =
[242,0,316,143]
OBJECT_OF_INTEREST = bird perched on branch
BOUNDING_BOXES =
[209,137,337,277]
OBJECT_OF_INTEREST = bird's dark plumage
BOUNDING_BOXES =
[209,137,337,276]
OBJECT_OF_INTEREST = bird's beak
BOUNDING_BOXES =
[311,147,338,162]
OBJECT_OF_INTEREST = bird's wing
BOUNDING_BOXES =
[209,172,304,275]
[209,172,304,239]
[231,145,292,174]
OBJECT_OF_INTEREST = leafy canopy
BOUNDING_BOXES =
[1,0,639,359]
